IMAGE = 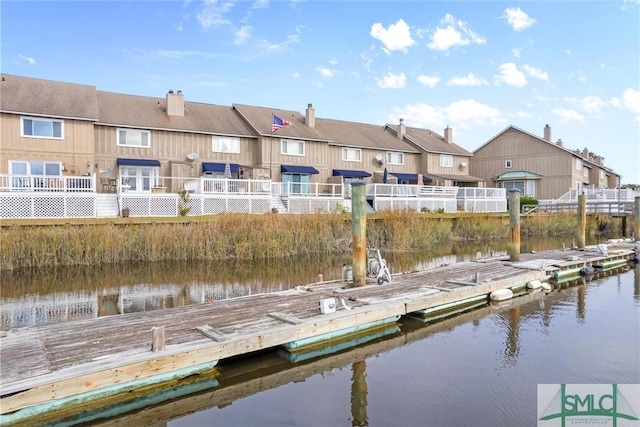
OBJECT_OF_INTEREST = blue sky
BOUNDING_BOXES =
[2,0,639,184]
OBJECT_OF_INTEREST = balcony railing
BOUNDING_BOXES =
[0,174,95,192]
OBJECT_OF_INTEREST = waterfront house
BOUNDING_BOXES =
[470,125,621,200]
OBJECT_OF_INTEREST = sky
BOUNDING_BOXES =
[2,0,639,184]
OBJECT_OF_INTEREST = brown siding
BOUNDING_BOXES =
[94,125,256,178]
[0,113,95,175]
[471,131,580,199]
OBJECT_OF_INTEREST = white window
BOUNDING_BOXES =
[583,168,589,177]
[440,154,453,168]
[10,160,62,176]
[576,158,582,170]
[505,160,513,169]
[342,147,361,162]
[600,170,605,179]
[387,151,404,165]
[21,117,63,139]
[117,129,150,148]
[281,139,304,156]
[212,137,240,153]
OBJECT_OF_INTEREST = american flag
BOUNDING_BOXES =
[272,114,292,132]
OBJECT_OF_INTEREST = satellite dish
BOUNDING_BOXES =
[375,154,383,162]
[186,152,198,161]
[460,162,468,167]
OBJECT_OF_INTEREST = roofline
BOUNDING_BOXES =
[1,109,98,122]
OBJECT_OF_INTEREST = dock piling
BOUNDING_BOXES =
[351,180,367,287]
[634,197,640,242]
[508,189,521,262]
[151,326,166,352]
[577,194,586,249]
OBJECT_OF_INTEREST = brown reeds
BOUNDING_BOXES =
[0,212,617,271]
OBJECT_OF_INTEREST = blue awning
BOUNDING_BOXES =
[390,172,428,181]
[202,162,240,173]
[117,158,161,167]
[332,169,371,178]
[281,165,319,174]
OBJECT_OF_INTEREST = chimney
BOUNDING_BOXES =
[167,89,184,117]
[582,147,589,158]
[544,124,551,141]
[556,138,563,147]
[444,126,452,143]
[305,103,315,128]
[398,118,406,139]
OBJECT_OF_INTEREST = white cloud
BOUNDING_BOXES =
[234,25,252,45]
[502,7,536,32]
[390,99,504,130]
[18,54,36,65]
[292,71,300,78]
[254,33,300,52]
[552,108,585,122]
[446,72,488,86]
[512,48,522,58]
[562,95,610,115]
[622,88,640,118]
[495,63,527,87]
[316,66,335,78]
[176,22,184,32]
[370,19,416,54]
[522,65,549,81]
[417,74,440,88]
[426,14,486,52]
[377,72,407,89]
[197,1,235,29]
[445,99,504,128]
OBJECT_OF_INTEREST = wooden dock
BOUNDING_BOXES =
[0,243,636,425]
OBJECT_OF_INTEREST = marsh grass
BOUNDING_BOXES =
[0,212,621,270]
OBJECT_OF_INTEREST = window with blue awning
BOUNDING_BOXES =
[390,172,431,182]
[202,162,240,173]
[281,165,319,174]
[332,169,371,178]
[116,158,161,167]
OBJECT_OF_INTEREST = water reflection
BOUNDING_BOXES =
[69,265,638,427]
[0,237,610,331]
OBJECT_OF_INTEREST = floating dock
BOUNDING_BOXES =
[0,243,636,425]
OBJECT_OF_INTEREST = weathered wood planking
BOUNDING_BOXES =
[0,246,634,418]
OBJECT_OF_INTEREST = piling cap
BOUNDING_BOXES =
[350,179,366,187]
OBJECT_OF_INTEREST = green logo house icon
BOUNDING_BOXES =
[538,384,639,427]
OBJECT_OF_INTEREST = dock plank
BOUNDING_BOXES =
[1,245,635,420]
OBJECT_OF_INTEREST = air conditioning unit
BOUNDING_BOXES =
[319,298,336,314]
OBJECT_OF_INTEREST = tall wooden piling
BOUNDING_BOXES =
[634,197,640,241]
[577,194,586,249]
[351,180,367,286]
[508,189,520,262]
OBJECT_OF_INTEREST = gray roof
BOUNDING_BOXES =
[315,118,421,153]
[387,124,472,156]
[232,104,330,142]
[98,92,257,137]
[0,73,99,120]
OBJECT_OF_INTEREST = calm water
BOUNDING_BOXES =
[1,237,573,330]
[3,237,638,426]
[85,263,638,427]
